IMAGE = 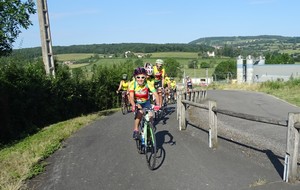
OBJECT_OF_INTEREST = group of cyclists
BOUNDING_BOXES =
[116,59,177,139]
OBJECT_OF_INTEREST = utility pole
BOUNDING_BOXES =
[37,0,55,76]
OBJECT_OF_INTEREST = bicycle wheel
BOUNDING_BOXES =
[145,122,157,170]
[121,97,126,115]
[135,138,143,154]
[126,98,130,113]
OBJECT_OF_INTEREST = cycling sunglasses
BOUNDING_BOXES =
[136,76,145,79]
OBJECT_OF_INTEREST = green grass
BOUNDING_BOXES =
[0,109,119,190]
[57,53,232,79]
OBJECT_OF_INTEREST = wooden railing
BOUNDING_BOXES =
[176,90,300,183]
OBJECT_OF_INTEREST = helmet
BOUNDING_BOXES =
[144,62,153,68]
[133,67,147,76]
[156,59,164,66]
[186,76,189,78]
[170,77,174,80]
[122,74,127,80]
[144,62,153,75]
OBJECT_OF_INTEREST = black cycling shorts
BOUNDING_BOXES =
[154,81,163,89]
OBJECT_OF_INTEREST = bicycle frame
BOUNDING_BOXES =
[135,107,157,170]
[139,108,155,149]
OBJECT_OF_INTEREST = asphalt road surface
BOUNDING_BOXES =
[27,90,300,190]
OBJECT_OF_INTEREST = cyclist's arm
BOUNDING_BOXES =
[129,91,135,107]
[149,83,160,106]
[117,81,123,92]
[161,70,165,89]
[128,82,136,107]
[152,91,160,106]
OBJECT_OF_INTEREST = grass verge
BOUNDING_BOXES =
[0,109,118,190]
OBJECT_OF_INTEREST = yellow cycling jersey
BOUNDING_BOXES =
[129,81,156,104]
[153,66,165,82]
[146,76,155,87]
[164,77,170,85]
[121,80,129,91]
[170,81,176,89]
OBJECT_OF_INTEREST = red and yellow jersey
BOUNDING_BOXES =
[153,66,165,82]
[129,81,156,104]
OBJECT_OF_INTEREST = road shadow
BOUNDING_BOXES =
[152,130,176,170]
[154,105,176,125]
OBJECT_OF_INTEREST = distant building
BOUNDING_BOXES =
[237,55,300,84]
[207,51,215,57]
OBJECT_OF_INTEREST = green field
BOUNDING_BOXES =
[55,53,94,61]
[55,52,233,79]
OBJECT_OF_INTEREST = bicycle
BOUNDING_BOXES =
[169,89,176,104]
[119,91,130,115]
[135,106,158,170]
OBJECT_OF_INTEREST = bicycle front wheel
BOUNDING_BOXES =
[121,98,126,115]
[145,122,157,170]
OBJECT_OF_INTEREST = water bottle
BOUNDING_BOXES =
[145,112,149,121]
[141,130,145,145]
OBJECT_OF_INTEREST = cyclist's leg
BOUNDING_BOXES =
[133,104,143,139]
[155,81,163,107]
[174,88,177,100]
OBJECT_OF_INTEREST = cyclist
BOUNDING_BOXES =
[186,76,193,98]
[129,67,160,139]
[153,59,165,107]
[164,73,171,104]
[144,62,156,103]
[116,74,130,104]
[169,77,177,101]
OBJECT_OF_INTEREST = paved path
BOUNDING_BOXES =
[27,90,300,190]
[189,90,300,157]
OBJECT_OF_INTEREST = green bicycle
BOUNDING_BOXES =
[120,91,130,115]
[135,107,157,170]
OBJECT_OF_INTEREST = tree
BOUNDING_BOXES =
[213,60,236,80]
[0,0,36,56]
[188,59,198,69]
[164,58,182,79]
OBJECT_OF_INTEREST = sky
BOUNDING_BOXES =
[13,0,300,49]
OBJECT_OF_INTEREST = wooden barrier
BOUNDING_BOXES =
[284,113,300,183]
[176,90,299,183]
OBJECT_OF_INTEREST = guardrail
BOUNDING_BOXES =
[176,90,300,183]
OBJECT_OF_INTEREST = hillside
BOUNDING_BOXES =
[189,35,300,55]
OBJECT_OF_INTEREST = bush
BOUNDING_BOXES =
[0,58,136,145]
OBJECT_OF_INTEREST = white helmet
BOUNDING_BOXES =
[144,62,153,68]
[144,62,153,75]
[156,59,164,66]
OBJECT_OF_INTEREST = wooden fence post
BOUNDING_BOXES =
[177,92,182,121]
[284,113,300,183]
[209,101,218,149]
[196,91,200,103]
[179,97,187,130]
[203,90,207,101]
[192,91,195,102]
